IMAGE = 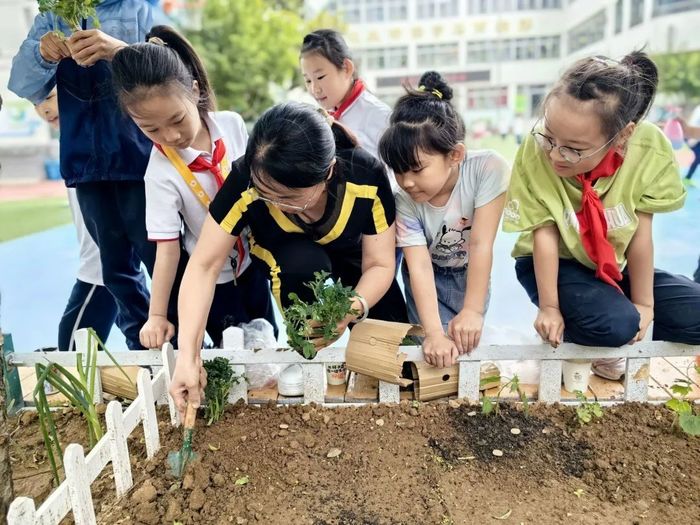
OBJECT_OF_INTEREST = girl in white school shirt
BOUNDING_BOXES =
[300,29,399,193]
[112,26,276,348]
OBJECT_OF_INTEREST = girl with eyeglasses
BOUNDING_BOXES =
[168,102,408,416]
[503,51,700,381]
[112,26,276,349]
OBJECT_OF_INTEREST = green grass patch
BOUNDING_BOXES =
[469,134,520,164]
[0,197,72,242]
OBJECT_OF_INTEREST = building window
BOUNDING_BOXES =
[328,0,361,24]
[386,0,408,20]
[653,0,700,16]
[631,0,645,25]
[417,0,459,18]
[467,87,509,110]
[467,36,560,63]
[568,10,607,53]
[469,0,561,14]
[417,43,460,67]
[362,47,409,70]
[365,0,384,22]
[615,0,624,33]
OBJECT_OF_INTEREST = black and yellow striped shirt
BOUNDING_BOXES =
[209,147,395,256]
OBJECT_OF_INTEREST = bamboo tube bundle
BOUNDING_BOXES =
[100,366,141,400]
[345,319,424,386]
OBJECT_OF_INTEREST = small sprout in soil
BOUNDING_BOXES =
[283,271,358,359]
[203,357,245,426]
[207,443,220,452]
[665,368,700,436]
[574,391,603,426]
[440,516,455,525]
[573,488,584,498]
[480,374,528,416]
[234,475,250,485]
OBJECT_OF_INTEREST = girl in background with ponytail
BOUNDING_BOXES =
[112,25,275,349]
[300,29,398,193]
[379,72,510,369]
[503,51,700,380]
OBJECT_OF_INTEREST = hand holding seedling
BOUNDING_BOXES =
[39,31,71,62]
[448,307,483,355]
[422,331,459,369]
[284,271,359,359]
[67,29,127,66]
[534,305,564,348]
[170,355,208,421]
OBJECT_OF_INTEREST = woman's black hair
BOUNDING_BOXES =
[379,71,465,174]
[300,29,357,79]
[112,25,215,115]
[246,102,358,189]
[544,50,658,139]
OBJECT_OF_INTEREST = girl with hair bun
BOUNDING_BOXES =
[379,71,510,368]
[112,25,276,349]
[503,51,700,380]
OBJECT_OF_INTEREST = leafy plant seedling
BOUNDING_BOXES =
[480,373,528,416]
[665,370,700,436]
[574,390,603,426]
[283,271,358,359]
[203,357,244,425]
[38,0,101,34]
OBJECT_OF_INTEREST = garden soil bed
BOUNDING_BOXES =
[9,401,699,524]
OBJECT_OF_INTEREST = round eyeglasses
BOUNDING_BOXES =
[530,119,618,165]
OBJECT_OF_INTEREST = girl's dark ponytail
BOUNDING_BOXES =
[112,25,214,115]
[620,50,658,124]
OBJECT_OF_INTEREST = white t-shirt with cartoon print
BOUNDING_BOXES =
[395,150,510,268]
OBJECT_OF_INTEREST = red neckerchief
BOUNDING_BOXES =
[575,148,625,292]
[154,138,227,189]
[329,79,365,120]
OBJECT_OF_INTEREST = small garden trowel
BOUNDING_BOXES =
[168,402,197,478]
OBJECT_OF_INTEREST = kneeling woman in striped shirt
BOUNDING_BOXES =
[169,102,408,412]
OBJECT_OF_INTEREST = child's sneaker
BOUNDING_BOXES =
[592,358,626,380]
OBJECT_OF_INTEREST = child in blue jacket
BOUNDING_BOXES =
[8,0,180,349]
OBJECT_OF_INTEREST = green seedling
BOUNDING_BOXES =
[665,364,700,436]
[480,373,528,416]
[38,0,101,34]
[574,390,603,426]
[283,271,358,359]
[33,328,132,485]
[203,357,244,425]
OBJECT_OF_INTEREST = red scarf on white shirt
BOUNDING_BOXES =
[329,79,365,120]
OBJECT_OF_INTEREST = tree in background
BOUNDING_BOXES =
[655,51,700,106]
[186,0,342,121]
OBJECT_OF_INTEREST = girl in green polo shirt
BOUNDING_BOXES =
[503,51,700,380]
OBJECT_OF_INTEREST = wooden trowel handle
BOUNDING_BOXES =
[183,402,197,430]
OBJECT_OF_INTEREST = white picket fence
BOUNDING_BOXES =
[5,327,700,525]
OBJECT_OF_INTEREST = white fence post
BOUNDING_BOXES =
[222,327,247,404]
[539,360,563,404]
[73,328,102,403]
[302,363,325,404]
[624,357,650,402]
[137,368,160,459]
[64,444,97,525]
[105,400,133,497]
[378,381,400,403]
[458,361,481,403]
[161,343,179,427]
[7,497,36,525]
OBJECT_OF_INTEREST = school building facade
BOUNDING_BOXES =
[324,0,700,128]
